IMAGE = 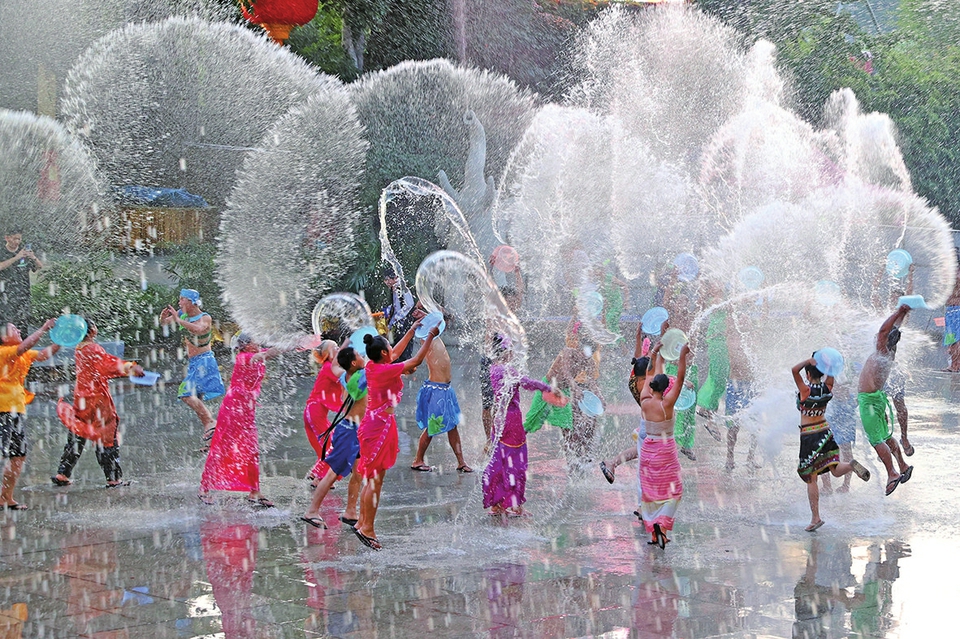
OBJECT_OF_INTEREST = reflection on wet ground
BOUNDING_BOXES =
[2,349,959,638]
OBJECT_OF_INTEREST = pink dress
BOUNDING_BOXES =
[304,361,344,479]
[357,360,404,479]
[200,351,265,493]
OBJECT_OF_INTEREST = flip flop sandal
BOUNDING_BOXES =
[902,441,915,457]
[50,476,72,487]
[805,520,825,532]
[5,503,28,511]
[198,494,214,506]
[410,464,432,472]
[456,465,474,474]
[105,481,131,488]
[300,516,326,529]
[600,461,615,484]
[339,516,359,526]
[850,460,871,482]
[352,526,382,550]
[885,477,901,496]
[247,497,275,508]
[899,466,914,484]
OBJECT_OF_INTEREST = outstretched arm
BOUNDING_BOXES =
[16,318,55,356]
[664,344,690,405]
[391,317,422,358]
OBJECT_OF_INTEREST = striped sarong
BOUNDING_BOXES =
[639,435,683,533]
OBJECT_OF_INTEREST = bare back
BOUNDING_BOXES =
[425,337,452,383]
[858,351,892,394]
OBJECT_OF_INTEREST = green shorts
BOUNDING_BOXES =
[857,391,894,447]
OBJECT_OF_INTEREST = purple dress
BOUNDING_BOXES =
[482,364,551,510]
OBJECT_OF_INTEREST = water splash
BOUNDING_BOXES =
[310,292,374,339]
[217,86,367,348]
[61,17,327,206]
[0,110,106,250]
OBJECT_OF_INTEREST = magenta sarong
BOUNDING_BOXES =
[482,442,528,510]
[639,435,683,533]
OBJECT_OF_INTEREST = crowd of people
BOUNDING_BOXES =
[0,230,947,553]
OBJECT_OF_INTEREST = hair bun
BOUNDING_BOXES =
[631,357,638,365]
[363,333,375,345]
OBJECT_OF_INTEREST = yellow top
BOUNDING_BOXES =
[0,345,39,414]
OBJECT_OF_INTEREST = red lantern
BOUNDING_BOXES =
[240,0,319,44]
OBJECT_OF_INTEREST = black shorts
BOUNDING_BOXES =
[479,357,494,410]
[0,413,27,458]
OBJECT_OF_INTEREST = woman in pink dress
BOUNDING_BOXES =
[198,333,278,507]
[304,340,343,487]
[352,322,438,550]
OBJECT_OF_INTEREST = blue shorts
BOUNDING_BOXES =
[826,399,857,446]
[725,379,752,418]
[324,422,360,477]
[178,351,225,400]
[416,381,461,436]
[945,306,960,346]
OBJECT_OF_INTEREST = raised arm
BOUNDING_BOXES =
[401,326,438,374]
[877,304,911,353]
[391,317,422,358]
[252,347,283,364]
[162,306,211,335]
[791,357,814,395]
[663,344,689,406]
[33,343,60,363]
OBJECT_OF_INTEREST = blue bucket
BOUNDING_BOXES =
[578,390,604,417]
[50,314,88,347]
[415,311,446,339]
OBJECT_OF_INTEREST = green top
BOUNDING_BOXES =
[180,312,212,348]
[345,369,368,402]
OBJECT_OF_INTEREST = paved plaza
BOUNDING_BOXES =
[2,349,959,638]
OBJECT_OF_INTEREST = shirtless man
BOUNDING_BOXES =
[943,264,960,372]
[160,289,225,449]
[300,346,366,529]
[410,314,471,473]
[858,305,913,496]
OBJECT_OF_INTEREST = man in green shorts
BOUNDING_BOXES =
[858,304,913,496]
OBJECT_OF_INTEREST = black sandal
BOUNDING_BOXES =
[352,526,381,550]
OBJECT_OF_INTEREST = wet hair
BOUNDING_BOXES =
[631,356,650,377]
[83,318,97,340]
[804,364,824,380]
[887,327,901,351]
[364,333,390,362]
[499,285,518,298]
[337,346,357,370]
[491,333,512,358]
[649,373,670,394]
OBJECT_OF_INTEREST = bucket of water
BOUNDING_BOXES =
[492,245,520,272]
[886,249,912,279]
[349,326,380,353]
[580,291,604,318]
[675,387,696,411]
[50,314,88,347]
[641,307,669,335]
[738,266,765,290]
[660,328,688,362]
[673,253,699,282]
[897,294,930,310]
[814,280,842,306]
[813,348,844,378]
[415,311,446,339]
[578,390,604,417]
[130,371,161,386]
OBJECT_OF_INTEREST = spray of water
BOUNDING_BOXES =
[61,17,328,207]
[217,86,368,348]
[0,110,106,250]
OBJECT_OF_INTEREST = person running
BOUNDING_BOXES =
[198,333,279,507]
[303,340,343,487]
[820,381,859,494]
[638,342,690,549]
[301,346,367,529]
[599,321,650,483]
[53,320,145,488]
[410,318,471,474]
[858,305,914,497]
[483,334,559,518]
[791,356,870,532]
[352,321,438,550]
[160,289,225,450]
[1,320,57,509]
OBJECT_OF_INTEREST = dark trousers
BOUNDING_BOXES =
[57,432,122,482]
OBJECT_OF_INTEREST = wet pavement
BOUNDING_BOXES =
[2,347,960,638]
